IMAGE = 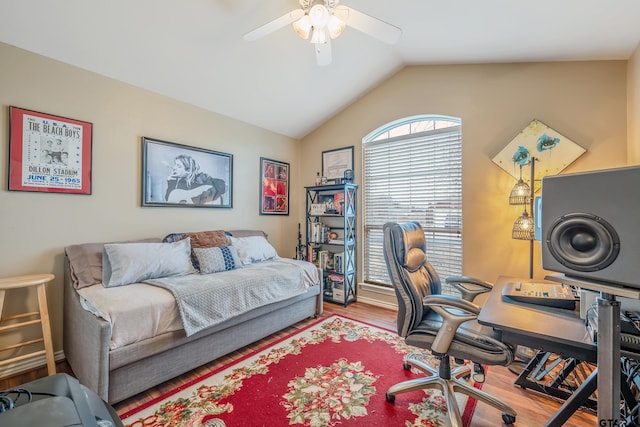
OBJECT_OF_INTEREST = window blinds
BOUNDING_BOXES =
[363,124,463,287]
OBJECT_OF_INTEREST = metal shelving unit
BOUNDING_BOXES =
[305,183,357,306]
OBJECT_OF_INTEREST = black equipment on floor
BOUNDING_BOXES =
[0,373,123,427]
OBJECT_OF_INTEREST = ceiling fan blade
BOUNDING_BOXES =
[315,37,332,66]
[243,9,305,42]
[336,5,402,45]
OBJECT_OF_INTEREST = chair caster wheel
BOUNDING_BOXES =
[403,362,411,370]
[502,413,516,424]
[386,392,395,403]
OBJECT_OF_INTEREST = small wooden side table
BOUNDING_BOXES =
[0,274,56,376]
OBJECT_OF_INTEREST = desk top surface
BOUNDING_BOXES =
[478,276,595,358]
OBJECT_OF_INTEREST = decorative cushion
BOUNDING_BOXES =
[102,238,196,287]
[162,230,231,271]
[186,230,231,248]
[162,230,230,247]
[230,235,278,265]
[162,232,185,244]
[64,237,161,289]
[193,246,242,273]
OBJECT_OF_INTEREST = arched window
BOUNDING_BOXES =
[362,115,462,288]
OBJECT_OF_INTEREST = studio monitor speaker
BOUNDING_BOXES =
[541,165,640,288]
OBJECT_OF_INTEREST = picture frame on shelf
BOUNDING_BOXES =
[322,146,354,181]
[260,157,290,215]
[8,106,93,195]
[142,136,232,208]
[310,203,326,215]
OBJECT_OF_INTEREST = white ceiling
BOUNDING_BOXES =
[1,0,639,139]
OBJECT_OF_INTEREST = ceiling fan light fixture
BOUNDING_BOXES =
[243,0,402,66]
[293,15,311,39]
[310,27,327,44]
[327,14,345,39]
[308,4,329,28]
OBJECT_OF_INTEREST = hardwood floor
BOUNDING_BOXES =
[1,301,597,426]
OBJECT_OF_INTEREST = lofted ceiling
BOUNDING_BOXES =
[1,0,639,139]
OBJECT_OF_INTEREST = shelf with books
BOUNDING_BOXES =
[305,183,357,306]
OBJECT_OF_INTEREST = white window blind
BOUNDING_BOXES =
[363,116,462,288]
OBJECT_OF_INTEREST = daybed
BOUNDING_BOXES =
[63,230,322,404]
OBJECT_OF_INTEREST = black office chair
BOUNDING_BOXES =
[383,221,517,425]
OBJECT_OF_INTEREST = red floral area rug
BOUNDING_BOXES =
[120,315,483,427]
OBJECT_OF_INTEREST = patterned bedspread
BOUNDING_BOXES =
[143,259,309,337]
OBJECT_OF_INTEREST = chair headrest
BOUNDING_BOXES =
[386,221,427,273]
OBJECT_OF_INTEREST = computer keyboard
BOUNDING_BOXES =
[501,281,579,309]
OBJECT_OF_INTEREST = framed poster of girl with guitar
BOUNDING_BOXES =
[142,137,232,208]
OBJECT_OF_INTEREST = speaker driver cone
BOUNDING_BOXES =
[546,213,620,272]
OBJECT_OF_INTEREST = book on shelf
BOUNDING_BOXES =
[318,250,330,270]
[307,246,320,264]
[327,273,344,283]
[333,252,344,273]
[308,221,328,243]
[333,192,345,215]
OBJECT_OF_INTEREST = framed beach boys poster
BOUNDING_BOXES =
[8,106,93,195]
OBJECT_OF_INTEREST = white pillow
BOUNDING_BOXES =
[230,235,278,265]
[102,238,196,287]
[193,246,243,274]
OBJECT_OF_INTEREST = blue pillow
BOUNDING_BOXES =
[192,246,242,273]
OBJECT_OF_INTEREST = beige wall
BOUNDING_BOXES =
[1,40,632,364]
[0,42,301,359]
[300,61,628,306]
[629,42,640,164]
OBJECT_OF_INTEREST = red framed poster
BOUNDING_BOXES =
[260,157,289,215]
[8,106,93,194]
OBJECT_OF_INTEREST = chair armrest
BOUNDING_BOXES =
[423,294,480,355]
[423,294,481,315]
[445,275,494,302]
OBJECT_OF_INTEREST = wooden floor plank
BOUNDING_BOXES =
[1,301,597,426]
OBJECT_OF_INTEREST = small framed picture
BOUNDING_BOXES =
[8,106,93,194]
[142,137,232,208]
[260,157,289,215]
[310,203,326,215]
[322,146,354,181]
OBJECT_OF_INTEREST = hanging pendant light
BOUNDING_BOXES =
[509,164,530,205]
[512,209,534,240]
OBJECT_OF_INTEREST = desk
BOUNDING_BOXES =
[480,276,640,426]
[478,276,595,362]
[478,276,597,426]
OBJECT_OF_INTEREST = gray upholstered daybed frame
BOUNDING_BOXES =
[62,232,322,404]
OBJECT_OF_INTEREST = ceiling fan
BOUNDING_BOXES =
[243,0,402,66]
